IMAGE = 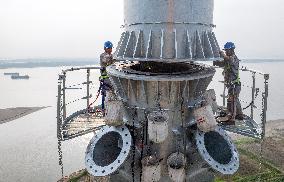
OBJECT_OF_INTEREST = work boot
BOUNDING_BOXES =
[227,101,235,116]
[222,119,235,125]
[219,113,236,125]
[219,110,227,117]
[216,113,234,124]
[235,114,244,120]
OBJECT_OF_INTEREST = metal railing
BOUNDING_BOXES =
[57,65,269,140]
[241,66,269,139]
[216,65,269,139]
[56,66,102,141]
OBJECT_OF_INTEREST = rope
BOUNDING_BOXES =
[243,88,260,110]
[87,84,102,112]
[243,101,253,110]
[64,98,82,106]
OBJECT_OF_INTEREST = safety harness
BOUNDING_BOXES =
[100,75,109,79]
[224,62,240,85]
[87,67,110,113]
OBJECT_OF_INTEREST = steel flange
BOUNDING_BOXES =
[85,125,132,176]
[195,126,239,175]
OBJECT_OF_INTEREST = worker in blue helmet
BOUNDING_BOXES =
[100,41,114,69]
[99,41,115,116]
[214,42,243,124]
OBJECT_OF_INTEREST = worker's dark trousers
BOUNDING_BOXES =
[227,83,243,118]
[100,78,112,116]
[101,92,106,109]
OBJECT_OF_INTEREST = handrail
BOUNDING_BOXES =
[57,64,269,140]
[240,66,269,78]
[57,66,103,141]
[213,65,269,79]
[62,66,101,74]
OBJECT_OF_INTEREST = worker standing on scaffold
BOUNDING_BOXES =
[99,41,115,116]
[214,42,243,124]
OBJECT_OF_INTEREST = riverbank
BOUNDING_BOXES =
[59,119,284,182]
[0,107,48,124]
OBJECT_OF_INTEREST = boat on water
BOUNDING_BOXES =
[4,72,19,76]
[11,75,29,79]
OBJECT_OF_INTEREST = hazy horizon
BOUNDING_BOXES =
[0,0,284,59]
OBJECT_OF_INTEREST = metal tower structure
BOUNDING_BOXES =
[56,0,269,181]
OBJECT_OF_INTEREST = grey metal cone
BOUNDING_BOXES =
[114,0,221,62]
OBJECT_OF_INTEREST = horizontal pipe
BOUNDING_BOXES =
[213,65,269,78]
[62,66,101,74]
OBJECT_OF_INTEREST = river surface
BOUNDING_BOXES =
[0,60,283,182]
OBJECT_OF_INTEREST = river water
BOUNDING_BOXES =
[0,60,283,182]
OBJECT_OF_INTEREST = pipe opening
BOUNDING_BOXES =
[93,131,122,167]
[204,131,232,164]
[121,62,205,75]
[167,153,186,169]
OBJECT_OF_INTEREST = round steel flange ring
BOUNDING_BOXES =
[85,125,132,176]
[195,126,239,175]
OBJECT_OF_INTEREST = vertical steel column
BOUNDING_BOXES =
[57,80,62,140]
[57,79,64,177]
[62,72,67,120]
[261,74,269,139]
[251,72,256,119]
[86,69,90,112]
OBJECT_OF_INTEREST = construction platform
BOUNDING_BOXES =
[60,107,105,141]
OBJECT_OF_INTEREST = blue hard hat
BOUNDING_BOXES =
[104,41,113,49]
[223,42,235,50]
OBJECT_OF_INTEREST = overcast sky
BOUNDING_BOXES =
[0,0,283,59]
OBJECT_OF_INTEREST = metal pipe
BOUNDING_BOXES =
[251,72,256,119]
[240,66,266,76]
[261,75,269,139]
[62,66,100,73]
[62,72,67,120]
[86,69,90,112]
[215,66,266,76]
[57,82,62,140]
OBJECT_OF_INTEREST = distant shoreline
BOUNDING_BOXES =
[0,59,99,69]
[0,107,48,124]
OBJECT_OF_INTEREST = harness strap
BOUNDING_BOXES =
[100,75,109,79]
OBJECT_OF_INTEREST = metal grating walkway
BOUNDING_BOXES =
[60,108,105,141]
[218,114,262,139]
